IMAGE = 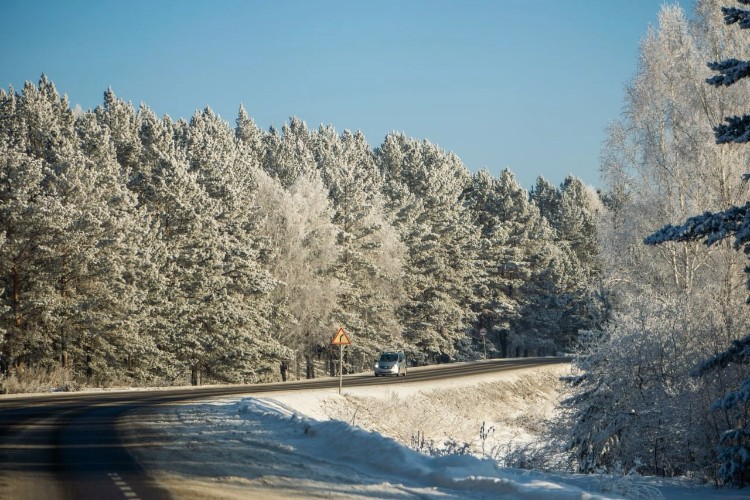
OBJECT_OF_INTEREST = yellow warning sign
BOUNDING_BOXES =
[331,327,351,345]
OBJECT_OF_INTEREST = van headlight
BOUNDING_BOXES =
[374,362,379,369]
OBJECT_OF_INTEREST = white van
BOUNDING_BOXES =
[374,350,407,377]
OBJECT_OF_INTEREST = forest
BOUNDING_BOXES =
[1,0,750,489]
[0,80,603,387]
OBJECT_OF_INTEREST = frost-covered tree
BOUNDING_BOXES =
[95,88,141,175]
[262,116,317,188]
[376,134,477,362]
[558,292,725,477]
[69,112,157,381]
[601,2,748,306]
[465,169,570,357]
[314,127,405,372]
[135,107,286,385]
[464,169,524,357]
[254,170,341,379]
[187,108,287,382]
[645,0,750,486]
[530,177,562,228]
[0,77,146,383]
[558,177,601,278]
[560,1,750,484]
[235,104,265,167]
[528,175,603,352]
[0,83,57,375]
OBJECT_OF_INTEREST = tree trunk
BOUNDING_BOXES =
[191,365,201,386]
[305,355,315,379]
[85,353,93,381]
[499,330,508,358]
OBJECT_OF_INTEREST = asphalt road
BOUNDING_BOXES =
[0,356,568,500]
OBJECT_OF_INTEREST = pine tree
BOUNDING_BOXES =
[376,134,477,362]
[262,117,316,188]
[95,88,141,175]
[0,85,53,375]
[184,107,287,383]
[529,175,603,352]
[69,112,155,382]
[313,127,404,372]
[0,77,146,383]
[234,104,265,167]
[133,106,286,385]
[464,169,530,357]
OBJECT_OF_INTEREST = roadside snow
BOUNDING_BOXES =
[122,364,746,499]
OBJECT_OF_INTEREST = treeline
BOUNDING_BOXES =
[0,76,602,388]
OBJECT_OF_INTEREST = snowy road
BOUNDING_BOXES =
[0,357,566,499]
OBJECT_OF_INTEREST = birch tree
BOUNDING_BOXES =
[254,169,341,379]
[562,2,750,481]
[646,0,750,485]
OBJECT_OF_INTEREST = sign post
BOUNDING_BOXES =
[331,327,351,394]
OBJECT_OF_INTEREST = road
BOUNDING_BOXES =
[0,357,567,499]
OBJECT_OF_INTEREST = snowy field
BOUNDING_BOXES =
[122,364,747,499]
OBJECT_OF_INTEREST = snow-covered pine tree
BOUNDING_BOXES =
[133,107,282,385]
[0,83,54,376]
[376,133,477,363]
[94,92,174,382]
[262,116,317,189]
[646,0,750,486]
[529,177,562,228]
[95,88,142,176]
[234,104,265,168]
[529,175,602,352]
[70,112,158,382]
[313,126,405,372]
[464,169,538,357]
[183,107,288,383]
[134,106,212,384]
[558,177,600,278]
[0,76,146,384]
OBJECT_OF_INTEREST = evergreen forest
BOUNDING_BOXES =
[0,77,603,388]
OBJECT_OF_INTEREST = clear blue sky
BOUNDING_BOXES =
[1,0,688,189]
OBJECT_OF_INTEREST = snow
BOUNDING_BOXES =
[122,365,748,499]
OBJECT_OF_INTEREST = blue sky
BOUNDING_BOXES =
[1,0,688,189]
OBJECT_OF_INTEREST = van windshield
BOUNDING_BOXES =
[379,353,398,363]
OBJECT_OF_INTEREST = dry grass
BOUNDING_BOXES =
[0,366,80,394]
[319,365,567,458]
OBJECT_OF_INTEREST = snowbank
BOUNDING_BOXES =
[123,364,744,499]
